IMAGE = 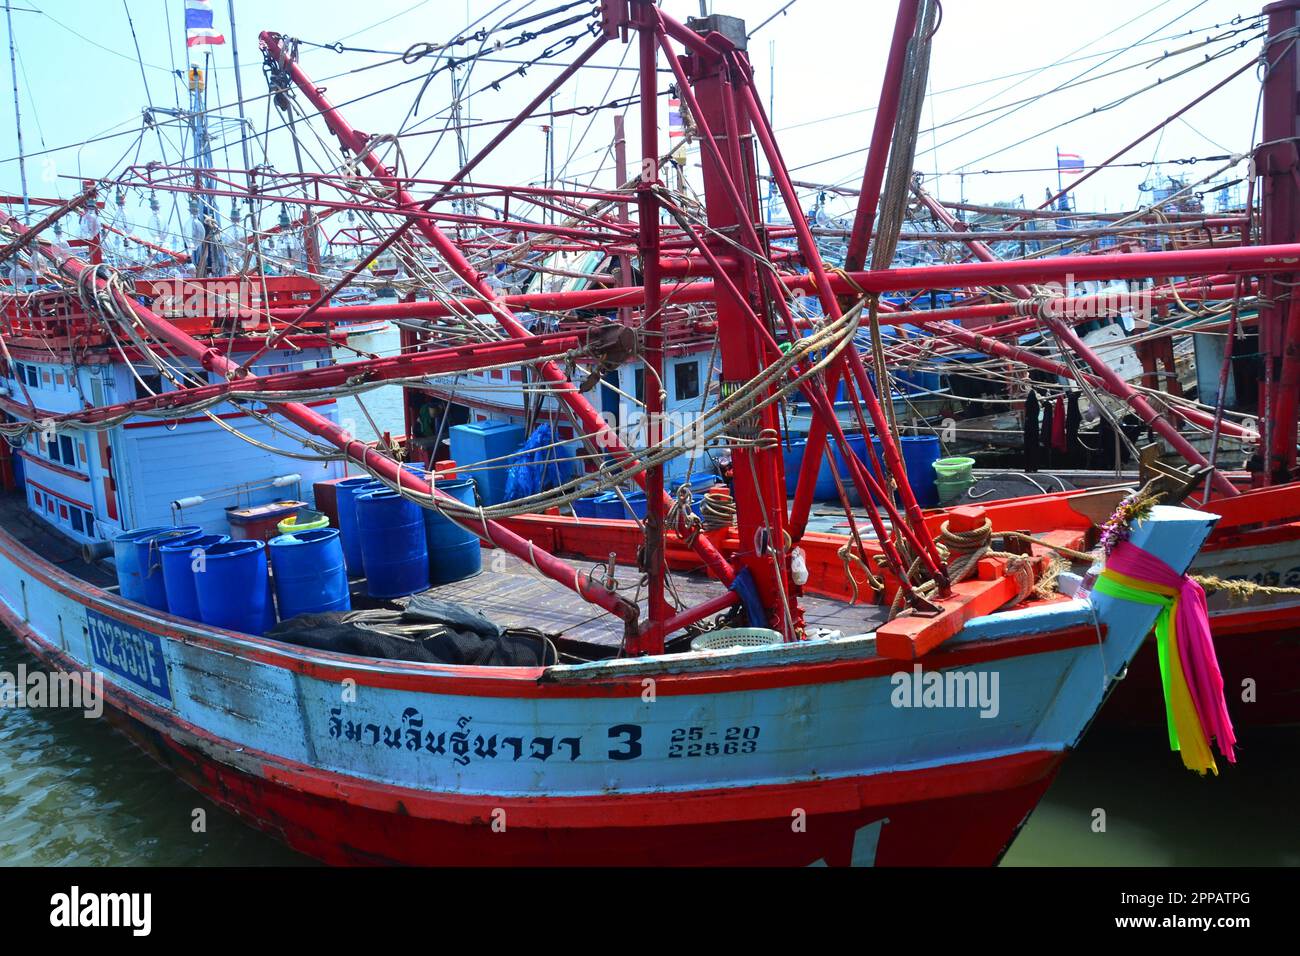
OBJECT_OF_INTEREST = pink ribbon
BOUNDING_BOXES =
[1107,541,1236,764]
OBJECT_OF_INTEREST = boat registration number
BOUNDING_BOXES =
[86,610,173,703]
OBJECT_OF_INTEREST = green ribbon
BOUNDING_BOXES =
[1091,573,1179,751]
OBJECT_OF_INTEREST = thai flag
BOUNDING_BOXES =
[185,0,226,48]
[1056,151,1085,178]
[668,99,685,140]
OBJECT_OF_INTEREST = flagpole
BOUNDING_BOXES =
[226,0,260,270]
[226,0,255,177]
[4,0,30,226]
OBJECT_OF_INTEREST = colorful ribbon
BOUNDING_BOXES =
[1093,541,1236,775]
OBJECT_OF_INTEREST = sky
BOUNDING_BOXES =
[0,0,1270,235]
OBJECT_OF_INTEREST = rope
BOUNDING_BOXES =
[888,516,1044,615]
[699,487,736,532]
[838,540,883,605]
[1191,575,1300,601]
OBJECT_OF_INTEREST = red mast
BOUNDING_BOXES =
[1260,0,1300,482]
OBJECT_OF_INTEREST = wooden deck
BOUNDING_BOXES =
[420,553,890,650]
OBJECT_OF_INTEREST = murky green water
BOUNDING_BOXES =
[0,634,308,866]
[0,326,403,867]
[1004,724,1300,866]
[3,625,1294,866]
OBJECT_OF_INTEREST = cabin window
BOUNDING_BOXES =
[674,360,700,402]
[45,436,59,463]
[24,364,39,388]
[134,370,164,400]
[32,491,42,508]
[70,508,84,533]
[59,435,75,466]
[633,367,646,405]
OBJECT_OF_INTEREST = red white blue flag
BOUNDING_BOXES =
[1056,150,1085,177]
[668,99,685,140]
[185,0,226,48]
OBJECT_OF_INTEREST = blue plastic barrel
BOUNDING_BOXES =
[591,492,625,519]
[572,495,604,518]
[618,489,709,520]
[357,489,429,598]
[833,432,871,476]
[781,440,836,500]
[335,476,379,577]
[194,540,275,635]
[783,433,879,502]
[133,526,202,610]
[269,528,351,619]
[622,490,648,520]
[160,533,229,621]
[424,478,481,585]
[573,491,634,519]
[113,526,172,603]
[900,434,941,507]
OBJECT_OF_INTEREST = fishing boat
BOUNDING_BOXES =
[0,0,1257,865]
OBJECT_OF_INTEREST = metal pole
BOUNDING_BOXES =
[636,6,668,652]
[1260,0,1300,481]
[842,0,921,273]
[269,241,1300,322]
[4,0,30,227]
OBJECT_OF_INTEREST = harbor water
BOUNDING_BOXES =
[1,629,1295,866]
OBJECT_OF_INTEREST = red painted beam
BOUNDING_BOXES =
[264,242,1300,326]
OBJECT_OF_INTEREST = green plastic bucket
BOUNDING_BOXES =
[932,456,975,480]
[277,509,329,535]
[935,476,973,505]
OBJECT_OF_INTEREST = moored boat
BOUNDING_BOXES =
[0,489,1217,865]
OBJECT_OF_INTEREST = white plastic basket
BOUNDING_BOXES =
[690,627,784,652]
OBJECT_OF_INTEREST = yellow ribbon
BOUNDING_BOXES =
[1094,569,1217,775]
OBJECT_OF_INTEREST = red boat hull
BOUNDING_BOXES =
[7,613,1063,867]
[1102,604,1300,728]
[111,700,1065,866]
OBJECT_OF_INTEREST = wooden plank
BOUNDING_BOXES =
[874,575,1022,662]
